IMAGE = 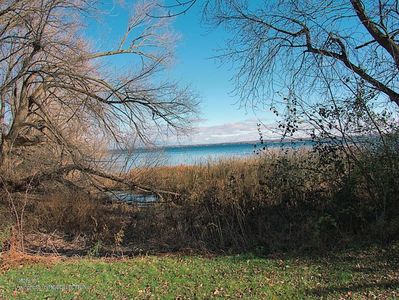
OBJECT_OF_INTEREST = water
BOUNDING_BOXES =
[111,139,314,168]
[106,191,158,206]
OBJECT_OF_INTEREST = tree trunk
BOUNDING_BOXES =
[0,95,5,166]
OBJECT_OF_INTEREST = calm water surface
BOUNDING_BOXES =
[111,140,314,168]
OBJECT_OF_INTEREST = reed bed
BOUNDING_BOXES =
[124,147,399,252]
[1,147,398,255]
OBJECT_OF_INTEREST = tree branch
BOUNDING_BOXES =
[351,0,399,69]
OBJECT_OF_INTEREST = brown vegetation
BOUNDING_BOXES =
[0,0,398,260]
[0,0,195,195]
[1,144,397,257]
[0,0,197,255]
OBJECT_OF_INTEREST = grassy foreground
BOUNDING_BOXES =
[1,244,398,299]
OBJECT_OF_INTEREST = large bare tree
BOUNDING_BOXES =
[166,0,399,106]
[207,0,399,106]
[0,0,196,192]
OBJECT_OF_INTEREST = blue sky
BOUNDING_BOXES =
[166,2,278,144]
[86,1,277,144]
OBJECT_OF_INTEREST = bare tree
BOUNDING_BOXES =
[194,0,399,109]
[186,0,399,225]
[0,0,196,193]
[162,0,398,107]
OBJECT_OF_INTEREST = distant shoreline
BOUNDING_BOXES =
[110,137,315,154]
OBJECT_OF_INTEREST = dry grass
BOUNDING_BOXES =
[1,147,398,255]
[0,233,61,271]
[0,250,61,271]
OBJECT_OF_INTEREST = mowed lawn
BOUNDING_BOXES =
[0,245,398,299]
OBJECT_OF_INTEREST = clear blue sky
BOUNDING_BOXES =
[86,1,277,144]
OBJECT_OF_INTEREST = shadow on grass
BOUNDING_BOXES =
[306,280,399,297]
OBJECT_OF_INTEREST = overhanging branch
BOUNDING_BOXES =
[0,164,179,197]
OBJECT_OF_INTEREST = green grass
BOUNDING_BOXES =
[1,245,398,299]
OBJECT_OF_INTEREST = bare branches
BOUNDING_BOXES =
[203,0,399,108]
[0,163,180,198]
[148,0,197,18]
[351,0,399,68]
[0,0,196,194]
